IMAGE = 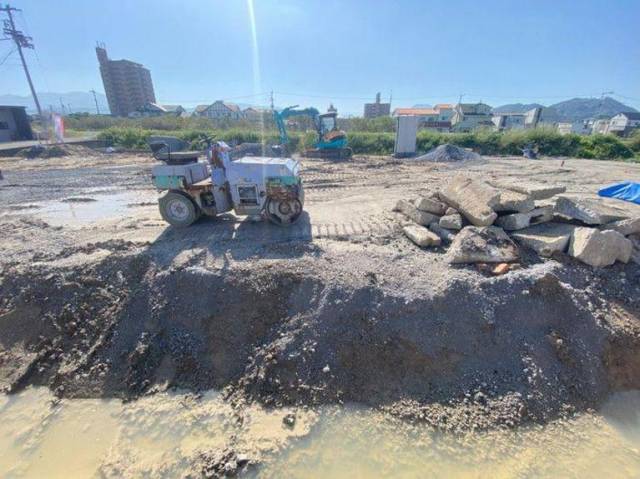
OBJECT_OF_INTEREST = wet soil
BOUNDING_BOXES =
[1,149,640,475]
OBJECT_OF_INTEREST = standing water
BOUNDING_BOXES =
[1,388,639,478]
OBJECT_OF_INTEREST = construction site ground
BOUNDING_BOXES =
[1,147,640,476]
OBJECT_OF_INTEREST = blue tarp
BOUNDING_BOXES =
[598,182,640,205]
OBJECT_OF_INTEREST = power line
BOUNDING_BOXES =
[1,4,42,117]
[0,45,14,66]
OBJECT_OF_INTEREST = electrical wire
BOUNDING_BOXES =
[0,47,16,66]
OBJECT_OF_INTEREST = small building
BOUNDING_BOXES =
[608,112,640,137]
[433,104,454,121]
[492,107,541,131]
[364,93,391,119]
[242,107,266,122]
[590,118,610,135]
[557,121,591,135]
[451,103,494,132]
[131,103,185,117]
[194,101,242,120]
[0,106,34,143]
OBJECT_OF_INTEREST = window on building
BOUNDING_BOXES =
[0,121,9,130]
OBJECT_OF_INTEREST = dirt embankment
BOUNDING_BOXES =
[1,238,639,433]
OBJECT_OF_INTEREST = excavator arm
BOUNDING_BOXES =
[273,105,321,146]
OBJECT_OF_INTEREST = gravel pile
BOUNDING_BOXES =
[412,143,482,162]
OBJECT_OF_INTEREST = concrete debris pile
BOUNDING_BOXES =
[412,144,482,163]
[393,174,640,268]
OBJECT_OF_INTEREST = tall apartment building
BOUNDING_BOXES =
[364,92,391,119]
[96,43,156,117]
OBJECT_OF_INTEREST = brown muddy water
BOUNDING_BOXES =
[1,388,639,478]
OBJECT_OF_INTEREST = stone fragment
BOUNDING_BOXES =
[439,213,463,230]
[393,199,439,226]
[403,224,442,247]
[601,217,640,236]
[511,223,576,256]
[493,189,535,213]
[440,176,499,226]
[415,196,447,215]
[445,206,458,215]
[554,195,629,225]
[488,180,566,200]
[447,226,520,264]
[428,222,457,243]
[568,227,632,267]
[492,263,510,275]
[495,206,553,231]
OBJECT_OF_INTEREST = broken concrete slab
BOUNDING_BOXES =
[493,189,535,213]
[393,199,439,226]
[428,222,457,243]
[439,213,463,230]
[440,176,499,226]
[415,196,447,216]
[403,224,442,247]
[495,206,553,231]
[448,226,520,264]
[568,227,632,267]
[511,223,576,257]
[601,217,640,236]
[554,195,629,225]
[488,180,566,200]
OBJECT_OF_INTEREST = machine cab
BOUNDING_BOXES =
[318,112,338,136]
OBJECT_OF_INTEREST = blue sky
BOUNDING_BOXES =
[1,0,639,114]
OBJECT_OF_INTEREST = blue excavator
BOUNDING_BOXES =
[274,105,352,160]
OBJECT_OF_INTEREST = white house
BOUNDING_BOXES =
[492,107,541,131]
[557,121,591,136]
[608,112,640,137]
[451,103,493,132]
[194,101,242,120]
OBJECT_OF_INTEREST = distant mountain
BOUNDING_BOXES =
[0,91,110,114]
[493,97,637,123]
[549,97,636,122]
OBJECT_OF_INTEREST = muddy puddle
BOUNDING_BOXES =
[1,191,154,226]
[1,388,639,478]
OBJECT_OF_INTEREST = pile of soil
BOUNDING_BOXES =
[413,143,482,162]
[1,242,639,432]
[19,144,69,159]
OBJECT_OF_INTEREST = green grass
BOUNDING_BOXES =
[95,124,637,161]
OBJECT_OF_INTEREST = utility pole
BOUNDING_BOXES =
[59,97,66,114]
[90,89,100,114]
[270,90,274,110]
[1,4,42,117]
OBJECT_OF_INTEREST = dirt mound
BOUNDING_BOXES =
[1,247,639,429]
[19,144,69,159]
[413,143,482,162]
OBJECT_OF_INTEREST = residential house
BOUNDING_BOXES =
[492,107,541,131]
[433,104,454,121]
[557,121,591,135]
[608,112,640,137]
[243,107,266,122]
[194,101,243,120]
[392,107,450,132]
[0,105,33,142]
[131,103,185,117]
[590,118,610,135]
[451,103,494,131]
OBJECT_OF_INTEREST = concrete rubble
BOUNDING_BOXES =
[495,206,553,231]
[488,180,566,200]
[448,226,520,264]
[439,213,463,230]
[393,174,640,268]
[568,228,633,267]
[403,224,442,247]
[511,223,576,257]
[439,176,499,226]
[555,195,629,225]
[393,199,439,226]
